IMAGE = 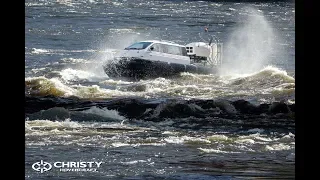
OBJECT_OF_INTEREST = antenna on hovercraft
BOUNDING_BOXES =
[208,37,213,46]
[199,25,219,46]
[204,25,213,45]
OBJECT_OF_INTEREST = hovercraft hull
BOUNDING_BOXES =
[103,58,218,79]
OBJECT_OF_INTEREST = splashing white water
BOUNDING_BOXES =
[60,68,103,82]
[81,107,127,122]
[66,31,157,82]
[222,7,278,75]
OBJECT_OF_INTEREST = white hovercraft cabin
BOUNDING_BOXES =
[103,33,223,79]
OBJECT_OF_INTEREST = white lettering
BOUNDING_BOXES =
[70,162,76,168]
[95,162,103,168]
[79,162,87,168]
[61,162,69,168]
[34,160,104,173]
[87,162,94,168]
[54,162,62,168]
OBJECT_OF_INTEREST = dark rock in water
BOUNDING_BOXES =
[25,96,295,125]
[231,100,259,114]
[269,102,290,114]
[102,98,157,119]
[28,107,71,121]
[214,100,237,114]
[189,99,216,109]
[257,104,270,114]
[288,104,295,113]
[156,101,205,118]
[25,95,81,114]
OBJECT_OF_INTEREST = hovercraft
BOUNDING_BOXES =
[103,33,223,79]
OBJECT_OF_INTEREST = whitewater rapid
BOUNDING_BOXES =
[25,64,295,104]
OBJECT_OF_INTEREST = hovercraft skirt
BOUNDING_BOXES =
[104,58,217,79]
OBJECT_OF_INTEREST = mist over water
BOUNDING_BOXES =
[222,7,278,75]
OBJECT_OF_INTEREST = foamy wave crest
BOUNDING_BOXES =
[178,72,223,85]
[60,68,106,82]
[31,67,47,74]
[74,85,114,98]
[25,76,75,97]
[112,142,131,147]
[30,48,97,55]
[117,78,172,93]
[31,48,50,54]
[198,148,241,154]
[25,119,83,135]
[141,78,173,93]
[25,119,135,136]
[73,84,136,99]
[25,118,141,147]
[120,160,147,165]
[163,136,211,144]
[270,83,295,97]
[207,135,230,142]
[111,66,294,100]
[99,79,133,85]
[230,66,294,85]
[109,28,134,34]
[26,2,51,7]
[26,66,295,101]
[265,143,293,151]
[25,76,139,98]
[81,107,126,121]
[235,139,255,144]
[26,119,82,129]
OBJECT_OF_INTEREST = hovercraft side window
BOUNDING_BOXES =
[124,42,152,50]
[150,43,188,56]
[167,45,182,56]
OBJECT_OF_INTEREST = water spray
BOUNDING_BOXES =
[221,7,277,75]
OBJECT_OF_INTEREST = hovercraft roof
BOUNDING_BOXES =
[140,40,185,47]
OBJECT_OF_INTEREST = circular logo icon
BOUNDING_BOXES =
[32,160,52,173]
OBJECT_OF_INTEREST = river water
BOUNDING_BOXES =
[25,0,295,179]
